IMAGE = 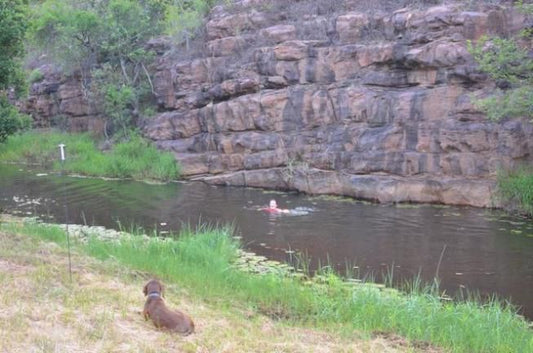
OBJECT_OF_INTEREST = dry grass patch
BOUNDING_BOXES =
[0,229,434,353]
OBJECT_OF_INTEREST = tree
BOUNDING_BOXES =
[0,0,28,96]
[0,0,30,143]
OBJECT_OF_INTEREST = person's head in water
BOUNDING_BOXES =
[264,199,289,214]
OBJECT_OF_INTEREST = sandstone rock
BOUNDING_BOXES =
[260,25,297,43]
[144,111,202,140]
[336,12,370,44]
[206,9,268,40]
[273,41,309,61]
[405,41,470,68]
[207,36,248,57]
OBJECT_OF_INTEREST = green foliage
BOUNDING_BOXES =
[103,84,135,138]
[0,131,180,181]
[517,0,533,16]
[164,0,216,46]
[10,220,533,353]
[0,0,28,96]
[474,86,533,121]
[0,96,31,143]
[27,68,44,84]
[497,167,533,216]
[469,36,532,84]
[27,0,217,138]
[28,0,165,137]
[468,30,533,121]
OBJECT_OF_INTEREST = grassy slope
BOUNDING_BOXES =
[0,225,425,353]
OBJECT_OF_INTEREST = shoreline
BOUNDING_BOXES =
[2,214,532,352]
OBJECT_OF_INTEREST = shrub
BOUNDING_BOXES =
[27,68,44,83]
[0,96,31,143]
[467,3,533,121]
[497,167,533,216]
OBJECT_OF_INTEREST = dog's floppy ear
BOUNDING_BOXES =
[143,282,148,296]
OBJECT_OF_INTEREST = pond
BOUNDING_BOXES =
[1,164,533,319]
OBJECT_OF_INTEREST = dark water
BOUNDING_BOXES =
[2,165,533,319]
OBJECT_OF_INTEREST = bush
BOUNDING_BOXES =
[497,167,533,216]
[27,68,44,83]
[467,3,533,121]
[0,96,31,143]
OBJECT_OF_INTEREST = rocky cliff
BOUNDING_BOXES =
[24,0,533,207]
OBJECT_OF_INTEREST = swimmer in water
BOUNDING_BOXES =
[263,199,290,214]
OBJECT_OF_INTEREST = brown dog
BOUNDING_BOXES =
[142,279,195,335]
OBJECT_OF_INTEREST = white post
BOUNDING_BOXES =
[58,143,72,282]
[58,144,66,161]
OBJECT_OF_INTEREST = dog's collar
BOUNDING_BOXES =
[148,291,161,298]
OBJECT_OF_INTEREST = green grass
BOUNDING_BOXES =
[497,167,533,216]
[0,130,180,182]
[4,220,533,353]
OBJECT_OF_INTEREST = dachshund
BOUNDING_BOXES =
[142,279,195,335]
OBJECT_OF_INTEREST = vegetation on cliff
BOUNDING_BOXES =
[468,1,533,122]
[27,0,216,139]
[468,1,533,215]
[2,218,532,353]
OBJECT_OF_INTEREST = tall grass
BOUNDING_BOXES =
[497,167,533,216]
[0,131,180,181]
[3,220,532,353]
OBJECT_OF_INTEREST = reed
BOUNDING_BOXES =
[0,131,180,181]
[4,220,532,353]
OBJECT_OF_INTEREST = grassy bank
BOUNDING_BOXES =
[0,130,180,182]
[498,167,533,217]
[0,219,423,353]
[2,218,532,353]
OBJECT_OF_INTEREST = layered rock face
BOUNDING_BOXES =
[143,1,533,207]
[21,65,105,133]
[24,1,533,207]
